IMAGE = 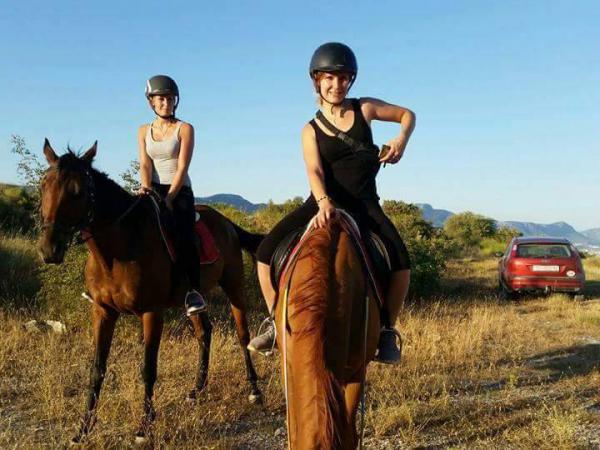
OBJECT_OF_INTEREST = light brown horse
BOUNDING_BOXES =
[275,221,380,449]
[37,140,263,444]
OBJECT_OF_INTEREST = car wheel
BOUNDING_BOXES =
[499,280,517,301]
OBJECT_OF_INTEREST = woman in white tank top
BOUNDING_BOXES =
[137,75,206,316]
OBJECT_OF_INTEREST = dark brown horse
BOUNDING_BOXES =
[275,220,380,449]
[38,140,263,444]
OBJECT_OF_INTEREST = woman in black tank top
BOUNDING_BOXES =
[250,43,416,364]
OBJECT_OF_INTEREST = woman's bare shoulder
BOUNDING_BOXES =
[138,123,149,137]
[302,121,315,137]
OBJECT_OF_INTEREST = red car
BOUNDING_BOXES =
[498,237,585,299]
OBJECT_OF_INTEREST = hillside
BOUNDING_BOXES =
[195,193,266,213]
[583,228,600,242]
[499,221,598,246]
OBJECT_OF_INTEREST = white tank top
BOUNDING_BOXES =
[144,121,192,186]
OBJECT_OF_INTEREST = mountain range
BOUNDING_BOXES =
[416,203,600,253]
[195,193,267,213]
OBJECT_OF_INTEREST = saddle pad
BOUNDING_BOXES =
[272,211,387,308]
[194,218,220,265]
[270,227,305,290]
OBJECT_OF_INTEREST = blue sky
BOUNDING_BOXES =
[1,1,599,230]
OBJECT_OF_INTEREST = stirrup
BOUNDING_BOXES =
[375,327,403,365]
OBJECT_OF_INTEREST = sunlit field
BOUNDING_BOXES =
[1,235,599,448]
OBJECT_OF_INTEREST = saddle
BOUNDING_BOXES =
[270,211,392,306]
[147,193,220,265]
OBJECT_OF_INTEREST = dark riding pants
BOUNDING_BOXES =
[256,195,411,271]
[153,183,201,290]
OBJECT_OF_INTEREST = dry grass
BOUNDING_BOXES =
[1,256,600,448]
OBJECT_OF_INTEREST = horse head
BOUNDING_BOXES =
[38,139,97,264]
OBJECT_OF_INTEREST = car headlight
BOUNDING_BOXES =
[566,270,576,277]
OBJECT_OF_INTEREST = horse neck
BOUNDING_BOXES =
[85,170,139,263]
[283,227,358,449]
[88,170,136,227]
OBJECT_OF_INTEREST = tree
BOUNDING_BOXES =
[382,200,453,297]
[120,160,141,194]
[10,135,46,201]
[444,212,497,252]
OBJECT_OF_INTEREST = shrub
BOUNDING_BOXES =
[382,201,452,298]
[36,243,89,321]
[0,185,37,234]
[444,212,497,253]
[0,233,41,311]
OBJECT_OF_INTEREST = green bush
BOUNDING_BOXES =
[444,212,497,254]
[36,243,89,321]
[382,201,452,298]
[0,233,41,311]
[0,185,36,234]
[444,212,520,258]
[479,227,520,257]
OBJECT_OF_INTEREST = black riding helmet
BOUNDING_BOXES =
[309,42,358,83]
[145,75,180,118]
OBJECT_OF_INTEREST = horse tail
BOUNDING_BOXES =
[228,221,264,255]
[285,225,355,449]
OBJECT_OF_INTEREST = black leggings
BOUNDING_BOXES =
[153,183,201,290]
[256,195,411,272]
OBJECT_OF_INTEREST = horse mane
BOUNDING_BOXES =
[287,225,349,448]
[57,149,135,221]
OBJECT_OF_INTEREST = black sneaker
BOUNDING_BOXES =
[375,327,402,365]
[247,318,276,356]
[185,290,207,316]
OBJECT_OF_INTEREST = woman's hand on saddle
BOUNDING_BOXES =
[138,186,153,196]
[380,134,407,165]
[314,198,337,229]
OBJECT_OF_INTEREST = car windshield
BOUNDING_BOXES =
[516,244,572,258]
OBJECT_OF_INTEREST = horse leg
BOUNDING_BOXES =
[71,304,118,444]
[134,311,164,444]
[344,380,364,450]
[221,275,263,404]
[187,311,212,400]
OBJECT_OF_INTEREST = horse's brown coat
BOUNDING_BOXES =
[275,224,380,449]
[38,140,262,443]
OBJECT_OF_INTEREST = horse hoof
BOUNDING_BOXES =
[69,432,87,446]
[248,392,263,404]
[186,388,204,402]
[134,435,150,446]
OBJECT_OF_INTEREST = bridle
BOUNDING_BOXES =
[40,165,141,245]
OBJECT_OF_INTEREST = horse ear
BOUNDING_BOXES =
[82,141,97,164]
[43,138,58,166]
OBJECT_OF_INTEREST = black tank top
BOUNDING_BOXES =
[309,99,380,202]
